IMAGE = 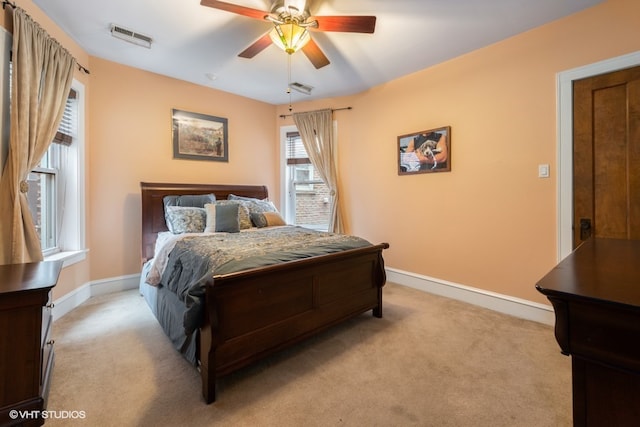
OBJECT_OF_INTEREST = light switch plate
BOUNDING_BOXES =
[538,164,550,178]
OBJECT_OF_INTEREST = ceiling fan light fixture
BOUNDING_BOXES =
[269,21,310,54]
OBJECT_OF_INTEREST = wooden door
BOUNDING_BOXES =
[573,66,640,248]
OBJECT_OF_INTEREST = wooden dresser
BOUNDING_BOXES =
[536,238,640,426]
[0,261,62,427]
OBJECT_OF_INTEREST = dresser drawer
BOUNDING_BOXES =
[569,300,640,373]
[41,293,55,406]
[41,306,53,384]
[41,292,52,346]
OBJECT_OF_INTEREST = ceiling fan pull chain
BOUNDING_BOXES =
[287,54,293,112]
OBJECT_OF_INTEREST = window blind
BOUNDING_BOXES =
[53,88,77,146]
[286,131,310,165]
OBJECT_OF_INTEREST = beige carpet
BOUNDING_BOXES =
[46,283,571,427]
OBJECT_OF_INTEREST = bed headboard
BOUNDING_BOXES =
[140,182,269,263]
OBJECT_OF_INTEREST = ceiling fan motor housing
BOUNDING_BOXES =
[270,0,310,20]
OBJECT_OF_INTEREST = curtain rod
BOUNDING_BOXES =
[279,106,352,119]
[2,0,90,74]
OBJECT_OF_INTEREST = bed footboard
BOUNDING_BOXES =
[200,242,389,403]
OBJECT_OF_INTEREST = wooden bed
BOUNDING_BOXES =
[140,182,389,403]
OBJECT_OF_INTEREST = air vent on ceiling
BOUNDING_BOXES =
[289,82,313,95]
[110,24,153,49]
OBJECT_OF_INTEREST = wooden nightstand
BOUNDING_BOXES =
[0,261,62,427]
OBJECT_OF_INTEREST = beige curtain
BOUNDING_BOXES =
[293,108,344,233]
[0,7,76,264]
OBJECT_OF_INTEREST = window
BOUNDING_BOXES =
[25,83,86,263]
[287,131,315,192]
[282,128,330,231]
[27,144,59,252]
[26,89,77,254]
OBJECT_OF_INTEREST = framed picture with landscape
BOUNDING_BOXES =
[398,126,451,175]
[172,109,228,162]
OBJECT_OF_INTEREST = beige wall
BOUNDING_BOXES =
[88,58,277,280]
[3,0,639,307]
[277,0,640,304]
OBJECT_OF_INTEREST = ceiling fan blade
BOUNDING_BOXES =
[200,0,268,20]
[238,33,273,58]
[310,15,376,33]
[302,39,330,69]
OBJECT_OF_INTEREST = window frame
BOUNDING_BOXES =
[41,79,87,266]
[280,125,331,231]
[28,164,58,255]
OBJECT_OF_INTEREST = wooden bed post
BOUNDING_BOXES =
[373,286,383,318]
[373,244,389,318]
[201,285,220,404]
[199,321,216,404]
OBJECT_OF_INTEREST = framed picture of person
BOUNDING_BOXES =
[172,109,228,162]
[398,126,451,175]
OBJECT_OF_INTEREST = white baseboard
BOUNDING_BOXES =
[386,268,555,326]
[53,270,555,326]
[52,283,91,321]
[53,273,140,320]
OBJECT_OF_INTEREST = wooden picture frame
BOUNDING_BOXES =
[172,109,228,162]
[398,126,451,175]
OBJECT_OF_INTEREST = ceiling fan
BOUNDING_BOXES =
[200,0,377,69]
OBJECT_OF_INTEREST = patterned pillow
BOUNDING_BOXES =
[228,194,277,215]
[165,206,206,234]
[163,193,215,232]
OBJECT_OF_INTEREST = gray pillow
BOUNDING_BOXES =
[215,204,240,233]
[163,193,215,209]
[204,203,240,233]
[213,200,252,229]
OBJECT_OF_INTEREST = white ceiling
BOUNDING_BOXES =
[33,0,602,105]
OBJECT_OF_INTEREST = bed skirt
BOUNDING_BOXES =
[139,262,197,364]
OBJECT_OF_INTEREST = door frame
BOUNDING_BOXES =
[557,50,640,261]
